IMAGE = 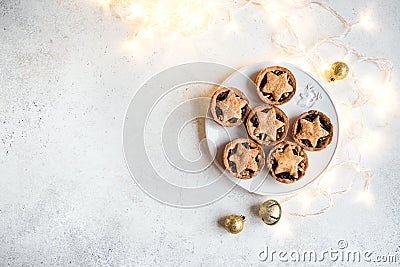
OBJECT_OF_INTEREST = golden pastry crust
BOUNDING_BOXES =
[223,138,265,179]
[210,87,250,127]
[246,105,288,146]
[267,141,308,184]
[292,110,334,151]
[255,66,296,105]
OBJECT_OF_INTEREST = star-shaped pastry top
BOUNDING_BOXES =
[295,115,329,147]
[273,146,304,178]
[228,143,259,174]
[261,72,293,101]
[254,108,285,141]
[217,91,247,122]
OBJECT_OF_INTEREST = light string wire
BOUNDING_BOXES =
[246,0,392,216]
[102,0,393,217]
[225,0,392,217]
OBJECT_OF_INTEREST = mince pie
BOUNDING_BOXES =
[223,138,265,179]
[292,110,333,151]
[267,141,308,184]
[246,105,288,146]
[255,66,296,105]
[210,87,250,127]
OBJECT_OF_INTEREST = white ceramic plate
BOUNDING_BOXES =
[205,62,339,195]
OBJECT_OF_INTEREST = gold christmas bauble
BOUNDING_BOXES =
[328,61,349,82]
[224,214,245,234]
[259,199,281,225]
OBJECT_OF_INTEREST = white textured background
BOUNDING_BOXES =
[0,0,399,266]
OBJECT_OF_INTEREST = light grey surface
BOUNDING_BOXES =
[0,0,399,266]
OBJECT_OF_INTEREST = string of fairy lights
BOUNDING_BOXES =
[249,0,393,217]
[101,0,394,218]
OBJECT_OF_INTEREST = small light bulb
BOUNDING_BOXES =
[358,11,376,30]
[228,19,238,32]
[142,29,153,38]
[129,3,143,17]
[356,190,374,206]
